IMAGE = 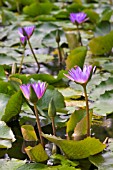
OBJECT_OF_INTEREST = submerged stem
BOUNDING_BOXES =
[27,39,40,73]
[83,85,90,137]
[34,104,44,147]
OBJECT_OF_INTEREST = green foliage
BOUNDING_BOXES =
[94,21,111,36]
[0,93,10,120]
[84,9,99,23]
[42,134,106,159]
[0,159,25,170]
[89,152,113,170]
[37,88,65,110]
[25,144,48,162]
[66,109,86,138]
[2,90,23,122]
[51,154,79,167]
[66,46,87,70]
[101,8,113,21]
[20,0,36,6]
[36,15,56,21]
[17,162,80,170]
[2,9,17,25]
[66,3,85,13]
[0,54,16,65]
[89,31,113,55]
[0,65,7,80]
[53,11,69,20]
[23,2,53,17]
[0,121,15,148]
[21,125,38,141]
[91,90,113,116]
[42,29,66,48]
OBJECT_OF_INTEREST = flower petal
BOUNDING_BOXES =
[64,65,94,85]
[70,12,88,24]
[20,84,30,100]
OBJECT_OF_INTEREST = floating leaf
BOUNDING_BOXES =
[91,77,113,100]
[84,9,99,23]
[0,121,15,149]
[42,134,106,159]
[101,8,113,21]
[66,46,87,70]
[91,90,113,116]
[94,21,111,37]
[89,152,113,170]
[0,54,16,65]
[36,15,56,21]
[23,2,53,17]
[25,144,48,162]
[2,9,17,25]
[42,29,67,48]
[89,31,113,55]
[58,87,81,100]
[21,125,38,141]
[0,159,25,170]
[0,139,12,149]
[0,121,15,141]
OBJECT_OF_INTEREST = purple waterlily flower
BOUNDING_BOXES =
[18,25,35,39]
[70,12,89,24]
[20,36,27,46]
[20,81,47,101]
[64,65,95,85]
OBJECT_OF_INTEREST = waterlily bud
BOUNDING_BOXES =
[48,98,56,118]
[29,85,38,104]
[56,30,60,44]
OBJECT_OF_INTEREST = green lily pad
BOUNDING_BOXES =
[23,2,53,17]
[89,152,113,170]
[0,159,25,170]
[0,54,16,65]
[0,121,15,148]
[91,90,113,116]
[58,87,81,100]
[89,31,113,55]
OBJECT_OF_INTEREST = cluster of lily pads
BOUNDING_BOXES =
[1,0,113,170]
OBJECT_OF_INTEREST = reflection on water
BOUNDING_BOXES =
[91,117,113,142]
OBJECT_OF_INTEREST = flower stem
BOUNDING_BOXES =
[57,42,63,68]
[83,85,90,137]
[27,39,40,73]
[76,24,83,46]
[34,104,44,147]
[18,47,25,74]
[51,117,56,136]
